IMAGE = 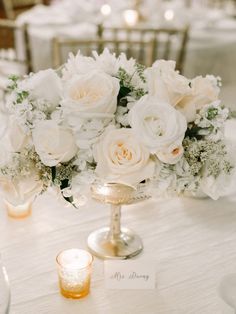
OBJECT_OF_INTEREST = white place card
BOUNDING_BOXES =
[104,260,156,290]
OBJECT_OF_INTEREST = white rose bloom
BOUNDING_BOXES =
[176,75,220,122]
[0,170,43,206]
[21,69,62,110]
[7,117,30,152]
[32,120,77,166]
[146,60,191,106]
[94,128,155,186]
[156,141,184,165]
[62,71,119,116]
[129,95,187,162]
[191,76,220,108]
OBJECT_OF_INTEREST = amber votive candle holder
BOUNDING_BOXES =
[5,200,32,219]
[56,249,93,299]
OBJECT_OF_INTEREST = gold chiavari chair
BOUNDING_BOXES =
[0,18,32,99]
[99,26,189,73]
[52,37,155,69]
[2,0,42,20]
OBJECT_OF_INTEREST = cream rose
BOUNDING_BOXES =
[94,128,155,186]
[176,75,220,122]
[32,120,77,166]
[156,141,184,165]
[62,71,120,116]
[21,69,62,110]
[7,117,30,152]
[146,60,191,106]
[129,95,187,163]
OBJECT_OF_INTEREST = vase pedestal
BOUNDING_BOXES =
[87,203,143,259]
[87,226,143,260]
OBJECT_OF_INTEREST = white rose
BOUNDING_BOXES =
[0,170,43,205]
[21,69,62,110]
[32,120,77,166]
[62,71,120,117]
[94,128,155,186]
[129,95,187,162]
[191,76,219,108]
[176,75,220,122]
[146,60,191,106]
[7,117,30,152]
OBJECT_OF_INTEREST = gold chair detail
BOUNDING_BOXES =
[99,26,189,73]
[0,18,32,98]
[2,0,42,20]
[52,37,155,69]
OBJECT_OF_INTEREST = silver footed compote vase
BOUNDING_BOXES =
[87,182,150,260]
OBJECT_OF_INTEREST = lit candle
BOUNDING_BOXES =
[123,9,139,27]
[56,249,93,299]
[164,9,175,21]
[100,3,111,16]
[5,200,32,219]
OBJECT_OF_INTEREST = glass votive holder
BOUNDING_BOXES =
[5,200,32,219]
[56,249,93,299]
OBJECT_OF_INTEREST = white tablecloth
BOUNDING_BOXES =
[1,187,236,313]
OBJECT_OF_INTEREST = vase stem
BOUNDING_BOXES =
[109,204,121,239]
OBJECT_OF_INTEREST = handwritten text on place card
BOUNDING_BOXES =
[104,260,156,289]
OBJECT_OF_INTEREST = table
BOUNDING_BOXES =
[1,186,236,313]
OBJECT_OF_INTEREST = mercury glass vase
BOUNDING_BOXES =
[87,182,150,260]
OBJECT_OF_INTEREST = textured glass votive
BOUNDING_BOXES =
[56,249,93,299]
[5,200,32,219]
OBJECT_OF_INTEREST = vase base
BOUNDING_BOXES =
[87,227,143,259]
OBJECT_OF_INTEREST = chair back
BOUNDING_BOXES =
[3,0,42,20]
[52,37,155,69]
[100,26,189,73]
[0,19,32,98]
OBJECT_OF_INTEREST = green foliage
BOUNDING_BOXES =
[207,107,218,120]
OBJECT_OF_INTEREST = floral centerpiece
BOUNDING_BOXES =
[0,49,235,206]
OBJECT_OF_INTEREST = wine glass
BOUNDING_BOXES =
[0,257,11,314]
[219,274,236,313]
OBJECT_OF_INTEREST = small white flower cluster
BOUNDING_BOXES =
[0,49,234,205]
[195,101,229,140]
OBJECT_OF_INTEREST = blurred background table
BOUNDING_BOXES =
[10,0,236,107]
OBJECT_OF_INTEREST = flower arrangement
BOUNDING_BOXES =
[0,49,235,206]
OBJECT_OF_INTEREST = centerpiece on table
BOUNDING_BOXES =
[0,49,235,254]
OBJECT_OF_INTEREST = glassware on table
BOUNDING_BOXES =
[0,257,11,314]
[87,182,151,260]
[5,199,32,219]
[56,249,93,299]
